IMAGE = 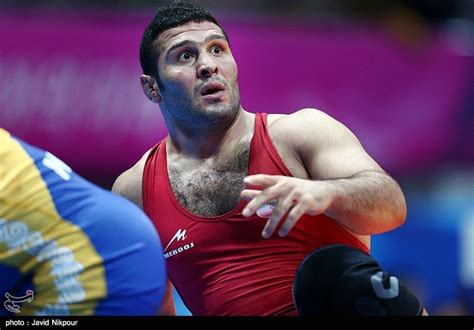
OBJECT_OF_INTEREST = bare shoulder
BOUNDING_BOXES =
[266,113,287,126]
[270,108,339,131]
[266,110,332,179]
[269,108,360,150]
[112,149,152,209]
[268,108,335,144]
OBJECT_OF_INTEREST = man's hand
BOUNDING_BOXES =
[241,174,333,238]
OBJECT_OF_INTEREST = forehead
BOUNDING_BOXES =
[157,21,225,53]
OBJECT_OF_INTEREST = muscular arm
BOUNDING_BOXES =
[320,170,406,234]
[242,109,406,236]
[298,109,406,234]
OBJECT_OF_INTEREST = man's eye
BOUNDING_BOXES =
[178,52,193,61]
[211,46,221,55]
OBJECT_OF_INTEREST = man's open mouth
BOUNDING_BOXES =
[201,82,225,96]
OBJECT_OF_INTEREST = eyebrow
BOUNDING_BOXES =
[165,34,228,57]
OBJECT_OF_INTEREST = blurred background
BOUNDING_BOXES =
[1,0,473,316]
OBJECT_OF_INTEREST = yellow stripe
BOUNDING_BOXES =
[0,129,107,315]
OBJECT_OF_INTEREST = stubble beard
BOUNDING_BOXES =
[202,85,241,125]
[181,82,241,129]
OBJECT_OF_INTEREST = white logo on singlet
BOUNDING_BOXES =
[163,229,195,259]
[163,229,187,252]
[42,152,72,181]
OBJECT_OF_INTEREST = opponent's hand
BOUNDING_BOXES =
[241,174,333,238]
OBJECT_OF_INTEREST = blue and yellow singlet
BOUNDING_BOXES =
[0,129,166,315]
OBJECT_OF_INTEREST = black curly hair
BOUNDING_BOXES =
[139,1,228,89]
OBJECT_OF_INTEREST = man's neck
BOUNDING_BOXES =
[165,108,254,159]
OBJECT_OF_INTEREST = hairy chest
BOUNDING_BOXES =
[168,147,250,217]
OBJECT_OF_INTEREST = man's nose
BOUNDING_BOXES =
[197,54,218,79]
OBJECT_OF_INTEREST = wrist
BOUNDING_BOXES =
[317,179,341,214]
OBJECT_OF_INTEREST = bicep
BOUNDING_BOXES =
[295,109,383,180]
[308,140,383,180]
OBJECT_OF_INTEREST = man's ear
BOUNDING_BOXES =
[140,75,161,103]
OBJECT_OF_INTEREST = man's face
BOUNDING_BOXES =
[155,21,240,124]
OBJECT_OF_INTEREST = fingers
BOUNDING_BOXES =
[242,189,276,218]
[277,204,307,237]
[243,174,278,188]
[240,189,261,201]
[242,185,279,217]
[261,194,295,239]
[278,197,324,237]
[242,175,324,238]
[241,175,280,215]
